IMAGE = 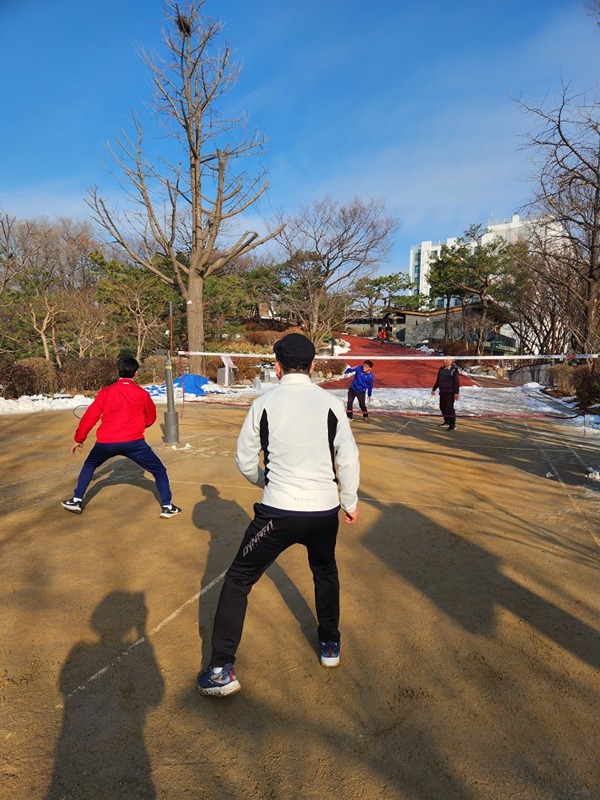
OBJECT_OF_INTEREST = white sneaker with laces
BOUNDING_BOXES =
[160,504,182,518]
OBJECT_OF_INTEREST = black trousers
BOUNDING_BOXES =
[210,504,340,666]
[439,392,456,426]
[347,388,368,418]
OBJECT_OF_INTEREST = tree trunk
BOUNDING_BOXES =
[444,296,450,340]
[186,271,205,374]
[477,299,488,355]
[51,320,62,368]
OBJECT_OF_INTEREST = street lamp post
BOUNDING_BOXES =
[163,352,180,445]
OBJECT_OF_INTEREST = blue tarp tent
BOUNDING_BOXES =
[173,374,211,396]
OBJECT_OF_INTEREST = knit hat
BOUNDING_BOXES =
[273,333,316,368]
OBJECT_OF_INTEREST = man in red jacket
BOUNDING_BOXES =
[62,356,181,518]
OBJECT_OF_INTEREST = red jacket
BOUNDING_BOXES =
[75,379,157,444]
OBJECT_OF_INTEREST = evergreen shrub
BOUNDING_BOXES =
[0,358,37,399]
[314,358,346,378]
[59,358,118,393]
[548,363,580,395]
[18,358,58,394]
[138,355,167,385]
[245,330,282,346]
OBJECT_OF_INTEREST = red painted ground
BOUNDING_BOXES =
[319,336,476,390]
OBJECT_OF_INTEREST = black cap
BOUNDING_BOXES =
[273,333,316,368]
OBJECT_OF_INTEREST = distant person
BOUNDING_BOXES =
[431,357,460,431]
[61,356,181,518]
[377,327,388,347]
[345,360,374,421]
[197,333,360,697]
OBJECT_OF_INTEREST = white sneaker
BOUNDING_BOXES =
[160,504,182,518]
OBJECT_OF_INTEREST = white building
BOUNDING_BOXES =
[409,213,533,301]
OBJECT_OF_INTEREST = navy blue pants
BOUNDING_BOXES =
[74,439,172,506]
[210,504,340,666]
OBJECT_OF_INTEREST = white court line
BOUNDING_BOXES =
[64,570,228,700]
[525,422,600,550]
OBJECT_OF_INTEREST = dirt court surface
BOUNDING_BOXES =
[1,403,600,799]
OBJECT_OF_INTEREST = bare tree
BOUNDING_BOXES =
[62,289,114,359]
[494,240,568,353]
[0,212,49,297]
[521,87,600,352]
[9,218,100,364]
[274,196,398,344]
[588,0,600,24]
[87,0,282,371]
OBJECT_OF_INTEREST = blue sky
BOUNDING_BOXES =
[1,0,600,274]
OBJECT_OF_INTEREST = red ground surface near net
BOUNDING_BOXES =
[319,336,477,390]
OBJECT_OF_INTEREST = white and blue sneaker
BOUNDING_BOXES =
[320,641,341,668]
[197,663,241,697]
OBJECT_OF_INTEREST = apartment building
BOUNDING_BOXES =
[409,213,532,301]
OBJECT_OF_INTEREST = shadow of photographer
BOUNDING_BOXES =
[45,591,164,799]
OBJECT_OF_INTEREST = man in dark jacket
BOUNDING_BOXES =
[431,358,460,431]
[61,356,181,518]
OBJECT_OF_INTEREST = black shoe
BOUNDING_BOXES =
[160,504,182,518]
[61,498,82,514]
[447,426,456,431]
[439,422,449,427]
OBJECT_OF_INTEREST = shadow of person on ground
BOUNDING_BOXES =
[362,494,600,671]
[81,458,160,508]
[44,591,164,799]
[193,484,252,664]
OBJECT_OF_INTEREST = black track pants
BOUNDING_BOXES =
[439,392,456,426]
[347,388,368,418]
[210,504,340,666]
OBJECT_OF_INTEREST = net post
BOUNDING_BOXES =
[163,353,180,445]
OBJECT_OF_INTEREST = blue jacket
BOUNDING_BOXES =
[345,365,373,397]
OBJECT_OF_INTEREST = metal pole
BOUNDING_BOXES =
[163,352,180,444]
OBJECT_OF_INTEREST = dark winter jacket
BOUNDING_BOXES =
[432,365,460,395]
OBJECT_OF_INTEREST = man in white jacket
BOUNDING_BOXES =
[197,333,360,697]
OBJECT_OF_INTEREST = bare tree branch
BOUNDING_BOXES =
[86,0,283,368]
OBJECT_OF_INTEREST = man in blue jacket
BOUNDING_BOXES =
[345,360,374,421]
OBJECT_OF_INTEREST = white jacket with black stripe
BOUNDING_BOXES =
[236,373,360,513]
